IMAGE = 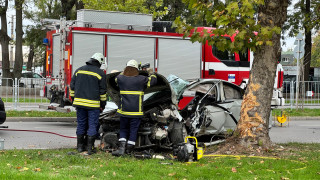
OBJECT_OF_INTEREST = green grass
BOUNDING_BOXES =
[273,108,320,117]
[0,143,319,179]
[2,98,50,103]
[6,110,76,117]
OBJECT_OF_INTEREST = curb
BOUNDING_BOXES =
[5,116,320,122]
[289,116,320,121]
[6,117,77,122]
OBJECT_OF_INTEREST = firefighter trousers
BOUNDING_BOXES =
[76,108,100,137]
[119,117,141,145]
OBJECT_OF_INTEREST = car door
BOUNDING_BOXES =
[216,82,243,130]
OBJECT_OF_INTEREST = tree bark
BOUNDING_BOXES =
[233,0,288,149]
[14,0,25,79]
[303,0,311,82]
[0,0,12,83]
[26,44,34,71]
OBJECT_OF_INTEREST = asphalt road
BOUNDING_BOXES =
[269,120,320,143]
[0,120,319,150]
[0,121,77,150]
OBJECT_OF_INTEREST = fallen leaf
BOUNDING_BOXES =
[100,165,103,167]
[231,167,237,173]
[19,167,29,172]
[260,160,264,164]
[113,172,116,176]
[38,151,41,155]
[248,170,253,174]
[128,175,133,177]
[34,168,41,172]
[16,167,22,169]
[281,177,290,180]
[91,175,95,178]
[168,172,176,176]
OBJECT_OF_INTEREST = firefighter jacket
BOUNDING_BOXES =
[116,73,157,118]
[70,59,107,110]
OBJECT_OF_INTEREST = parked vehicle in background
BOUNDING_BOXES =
[19,72,45,88]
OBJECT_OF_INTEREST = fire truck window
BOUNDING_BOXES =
[239,48,249,62]
[212,38,235,61]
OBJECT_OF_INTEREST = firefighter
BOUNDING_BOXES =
[112,59,157,156]
[70,53,107,155]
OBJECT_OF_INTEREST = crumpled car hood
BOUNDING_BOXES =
[106,71,178,107]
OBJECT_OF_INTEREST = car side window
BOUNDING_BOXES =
[189,83,218,100]
[33,74,41,78]
[22,73,33,78]
[224,84,241,100]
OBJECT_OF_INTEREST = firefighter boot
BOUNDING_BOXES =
[83,135,88,151]
[87,136,96,155]
[126,144,135,154]
[77,135,86,153]
[112,141,126,156]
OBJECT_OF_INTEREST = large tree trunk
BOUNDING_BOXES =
[232,0,288,149]
[0,0,12,83]
[13,0,24,79]
[303,0,311,82]
[26,44,34,71]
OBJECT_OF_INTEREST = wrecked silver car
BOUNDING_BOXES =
[99,73,244,151]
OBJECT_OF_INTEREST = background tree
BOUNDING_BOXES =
[24,0,63,75]
[0,0,11,82]
[311,33,320,67]
[82,0,168,19]
[60,0,84,20]
[24,25,46,72]
[175,0,288,150]
[283,0,320,81]
[13,0,25,79]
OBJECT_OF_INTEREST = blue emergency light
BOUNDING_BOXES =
[43,38,49,46]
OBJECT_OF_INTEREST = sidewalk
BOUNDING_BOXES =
[6,117,77,122]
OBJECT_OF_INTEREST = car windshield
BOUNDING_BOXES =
[143,74,189,102]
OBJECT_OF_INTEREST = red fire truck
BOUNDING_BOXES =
[42,10,284,107]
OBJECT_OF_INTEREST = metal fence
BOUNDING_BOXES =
[283,81,320,107]
[0,78,49,110]
[2,78,320,109]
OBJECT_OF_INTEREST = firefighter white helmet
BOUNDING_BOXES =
[91,53,104,65]
[126,59,138,69]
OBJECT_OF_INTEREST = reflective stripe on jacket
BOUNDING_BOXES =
[70,59,107,109]
[116,74,157,118]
